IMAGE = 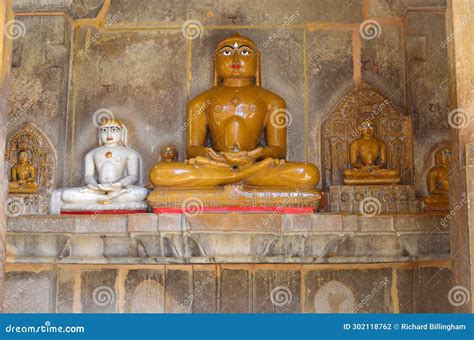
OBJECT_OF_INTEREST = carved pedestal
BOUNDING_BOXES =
[329,185,420,214]
[6,194,49,216]
[147,184,322,212]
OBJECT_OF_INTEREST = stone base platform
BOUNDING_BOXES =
[6,194,49,216]
[147,184,321,209]
[329,185,420,213]
[7,212,447,264]
[60,202,149,215]
[5,212,451,313]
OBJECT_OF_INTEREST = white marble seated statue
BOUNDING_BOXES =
[50,119,148,214]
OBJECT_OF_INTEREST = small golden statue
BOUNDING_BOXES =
[343,120,400,185]
[8,149,39,194]
[160,145,178,162]
[148,33,320,209]
[423,146,451,210]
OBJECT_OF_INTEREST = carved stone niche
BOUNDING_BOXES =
[321,82,414,187]
[321,83,417,213]
[5,123,56,216]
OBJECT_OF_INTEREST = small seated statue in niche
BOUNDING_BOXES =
[343,120,400,185]
[51,119,148,213]
[423,146,451,210]
[8,149,39,194]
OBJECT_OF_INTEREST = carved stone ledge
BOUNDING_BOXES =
[329,185,421,213]
[6,212,449,264]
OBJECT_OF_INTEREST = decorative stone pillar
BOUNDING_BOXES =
[447,0,474,313]
[0,0,14,312]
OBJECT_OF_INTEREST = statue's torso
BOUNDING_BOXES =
[356,139,384,166]
[13,164,34,181]
[91,146,134,184]
[205,85,269,152]
[434,166,449,191]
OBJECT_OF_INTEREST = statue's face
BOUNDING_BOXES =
[100,124,122,146]
[438,148,452,166]
[360,121,376,138]
[216,39,257,80]
[18,151,28,164]
[161,145,176,160]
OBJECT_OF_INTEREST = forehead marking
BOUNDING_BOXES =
[233,42,239,48]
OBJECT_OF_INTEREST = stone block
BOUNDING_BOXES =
[195,233,252,257]
[254,269,275,313]
[304,268,392,313]
[7,234,63,259]
[393,214,446,232]
[335,235,401,258]
[186,213,281,232]
[157,213,183,232]
[103,236,140,259]
[74,215,128,233]
[192,269,217,313]
[274,269,301,313]
[165,268,193,313]
[56,267,75,313]
[71,236,104,258]
[80,269,118,313]
[128,213,158,233]
[7,215,74,233]
[220,268,251,313]
[124,269,165,313]
[133,235,163,258]
[358,215,394,232]
[108,0,363,27]
[329,185,418,214]
[282,213,313,232]
[5,271,53,313]
[414,266,453,313]
[304,234,341,258]
[399,233,450,258]
[397,268,415,313]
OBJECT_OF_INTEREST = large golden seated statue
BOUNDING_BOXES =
[148,33,321,211]
[423,146,451,211]
[343,120,400,185]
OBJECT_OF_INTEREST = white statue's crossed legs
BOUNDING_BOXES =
[61,186,148,204]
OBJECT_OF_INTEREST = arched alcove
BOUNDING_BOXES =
[321,82,414,189]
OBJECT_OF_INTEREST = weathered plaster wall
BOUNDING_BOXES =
[4,262,453,313]
[5,0,450,193]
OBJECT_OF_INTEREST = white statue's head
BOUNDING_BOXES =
[98,119,128,147]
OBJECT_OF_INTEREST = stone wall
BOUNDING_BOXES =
[4,212,453,312]
[4,261,453,313]
[7,0,451,195]
[3,0,457,314]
